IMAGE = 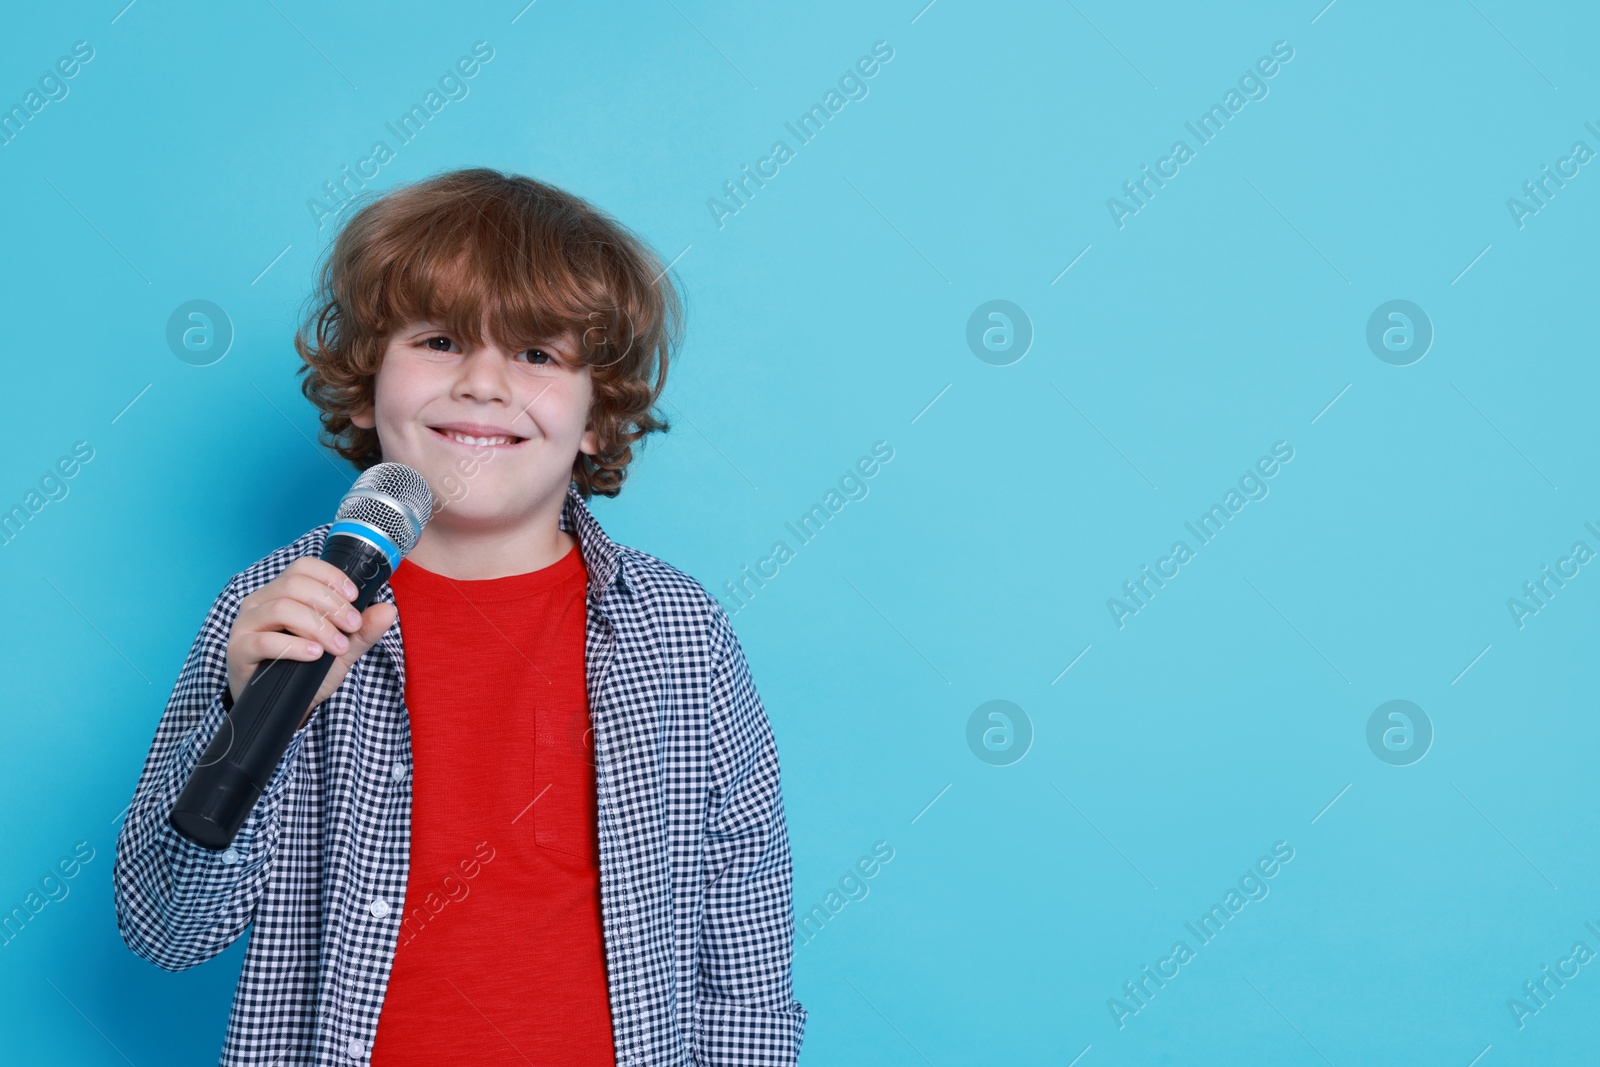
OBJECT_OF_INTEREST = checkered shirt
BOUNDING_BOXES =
[113,483,807,1065]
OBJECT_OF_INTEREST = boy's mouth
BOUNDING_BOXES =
[428,426,528,448]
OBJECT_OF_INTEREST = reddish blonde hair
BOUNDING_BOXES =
[294,167,682,498]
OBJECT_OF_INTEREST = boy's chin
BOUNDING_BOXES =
[429,493,554,525]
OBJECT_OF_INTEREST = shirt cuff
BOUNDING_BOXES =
[694,997,807,1066]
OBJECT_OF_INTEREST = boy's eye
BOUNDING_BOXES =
[418,335,557,366]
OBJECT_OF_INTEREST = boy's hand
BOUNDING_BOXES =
[225,557,399,729]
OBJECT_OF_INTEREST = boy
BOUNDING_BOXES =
[113,168,807,1065]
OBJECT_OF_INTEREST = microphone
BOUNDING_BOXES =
[169,462,433,850]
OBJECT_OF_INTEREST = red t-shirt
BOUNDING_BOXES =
[370,542,617,1065]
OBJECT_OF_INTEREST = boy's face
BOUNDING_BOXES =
[350,318,599,529]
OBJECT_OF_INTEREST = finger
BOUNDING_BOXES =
[277,573,361,632]
[286,556,361,601]
[245,597,353,655]
[346,602,398,655]
[240,630,327,673]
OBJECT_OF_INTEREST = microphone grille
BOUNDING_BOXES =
[336,462,434,557]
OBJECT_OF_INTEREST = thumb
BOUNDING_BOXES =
[348,601,399,656]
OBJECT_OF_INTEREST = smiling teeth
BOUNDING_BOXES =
[445,432,518,446]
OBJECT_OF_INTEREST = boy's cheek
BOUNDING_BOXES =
[438,472,467,504]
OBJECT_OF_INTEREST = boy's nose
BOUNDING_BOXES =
[454,347,512,399]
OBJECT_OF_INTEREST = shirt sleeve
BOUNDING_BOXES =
[112,573,319,972]
[693,611,808,1065]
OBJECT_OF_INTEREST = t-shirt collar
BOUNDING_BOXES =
[369,481,628,673]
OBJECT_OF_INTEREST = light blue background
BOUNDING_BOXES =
[2,1,1596,1063]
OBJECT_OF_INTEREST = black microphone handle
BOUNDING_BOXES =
[168,532,393,851]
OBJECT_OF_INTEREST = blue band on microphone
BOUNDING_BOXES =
[330,520,401,571]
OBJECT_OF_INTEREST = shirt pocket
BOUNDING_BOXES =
[532,705,601,862]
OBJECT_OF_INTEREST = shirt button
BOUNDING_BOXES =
[369,898,390,919]
[346,1036,365,1058]
[390,761,407,781]
[220,848,240,866]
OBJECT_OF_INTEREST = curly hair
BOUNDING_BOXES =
[294,166,683,499]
